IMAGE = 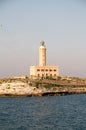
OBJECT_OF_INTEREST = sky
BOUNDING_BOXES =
[0,0,86,78]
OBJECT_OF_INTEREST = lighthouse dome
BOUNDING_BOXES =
[40,40,46,48]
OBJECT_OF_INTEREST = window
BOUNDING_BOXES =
[37,69,40,71]
[41,69,44,71]
[46,69,48,71]
[46,74,48,76]
[54,74,56,76]
[54,69,56,71]
[50,74,52,77]
[38,74,40,77]
[42,74,44,77]
[49,69,52,71]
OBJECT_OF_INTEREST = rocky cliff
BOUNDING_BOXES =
[0,77,86,97]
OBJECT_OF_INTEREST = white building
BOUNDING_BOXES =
[30,41,59,78]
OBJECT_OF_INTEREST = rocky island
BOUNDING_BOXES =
[0,76,86,97]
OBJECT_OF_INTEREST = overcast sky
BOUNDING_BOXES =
[0,0,86,78]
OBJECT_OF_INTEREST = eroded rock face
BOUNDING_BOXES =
[0,78,86,97]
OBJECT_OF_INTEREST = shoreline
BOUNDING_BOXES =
[0,91,86,97]
[0,77,86,97]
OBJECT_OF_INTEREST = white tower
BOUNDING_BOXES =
[30,40,59,78]
[39,40,46,66]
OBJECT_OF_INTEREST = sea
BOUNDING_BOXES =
[0,94,86,130]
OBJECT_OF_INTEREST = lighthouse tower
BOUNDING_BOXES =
[39,41,46,66]
[30,40,59,78]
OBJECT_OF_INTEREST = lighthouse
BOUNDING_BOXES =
[30,40,59,78]
[39,40,46,66]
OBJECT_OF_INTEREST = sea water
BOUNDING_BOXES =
[0,94,86,130]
